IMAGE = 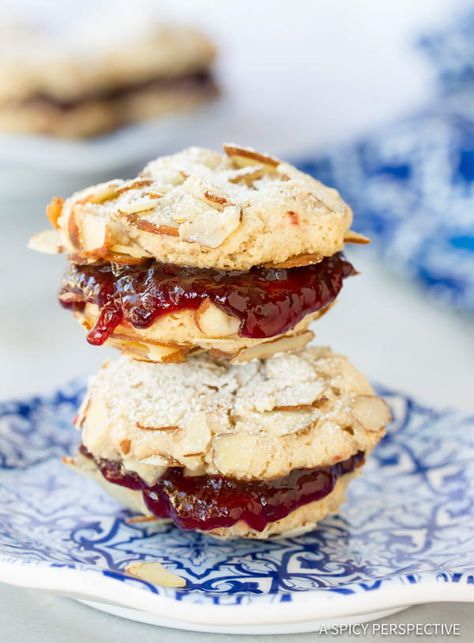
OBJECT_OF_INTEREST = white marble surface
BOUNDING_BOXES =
[1,0,473,639]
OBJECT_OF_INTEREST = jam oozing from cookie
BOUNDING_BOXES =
[79,446,363,531]
[60,253,354,345]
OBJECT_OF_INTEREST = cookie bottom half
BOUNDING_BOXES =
[59,253,353,362]
[68,448,363,540]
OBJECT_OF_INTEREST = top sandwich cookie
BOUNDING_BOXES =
[31,145,368,363]
[31,144,364,269]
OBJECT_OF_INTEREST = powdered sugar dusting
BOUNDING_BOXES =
[79,347,383,479]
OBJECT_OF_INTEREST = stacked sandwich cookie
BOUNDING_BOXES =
[0,20,216,138]
[31,144,391,539]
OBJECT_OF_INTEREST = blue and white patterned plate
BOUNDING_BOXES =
[0,384,473,634]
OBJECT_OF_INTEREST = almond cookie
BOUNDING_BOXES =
[0,20,216,138]
[69,347,390,539]
[30,145,365,269]
[30,145,366,362]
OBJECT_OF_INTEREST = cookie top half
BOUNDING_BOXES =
[31,144,363,270]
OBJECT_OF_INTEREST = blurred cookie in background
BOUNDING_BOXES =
[0,3,217,138]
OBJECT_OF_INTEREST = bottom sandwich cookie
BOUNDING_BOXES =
[68,347,391,539]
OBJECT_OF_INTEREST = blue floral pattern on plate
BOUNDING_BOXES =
[0,384,473,606]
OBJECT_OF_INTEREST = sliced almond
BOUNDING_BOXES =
[74,394,91,429]
[344,230,371,245]
[241,409,315,436]
[264,253,323,269]
[208,348,239,361]
[223,143,279,170]
[67,209,81,249]
[115,178,153,196]
[110,337,188,364]
[107,336,156,356]
[136,423,180,432]
[76,182,121,205]
[63,453,98,476]
[125,562,186,588]
[153,224,179,237]
[102,252,147,265]
[109,243,150,259]
[204,190,229,206]
[28,229,62,254]
[229,331,314,364]
[180,413,212,456]
[80,215,110,256]
[141,454,182,467]
[128,214,178,236]
[81,397,110,456]
[179,205,242,248]
[194,299,240,337]
[118,197,157,215]
[351,395,391,432]
[227,165,266,185]
[126,515,158,524]
[213,433,262,477]
[46,196,63,229]
[100,322,181,349]
[273,403,316,412]
[108,328,186,350]
[152,345,189,363]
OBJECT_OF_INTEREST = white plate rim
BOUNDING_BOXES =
[0,558,472,628]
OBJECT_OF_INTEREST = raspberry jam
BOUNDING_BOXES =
[80,446,363,532]
[60,254,354,346]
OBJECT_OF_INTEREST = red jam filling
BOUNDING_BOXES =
[80,445,363,532]
[60,253,354,346]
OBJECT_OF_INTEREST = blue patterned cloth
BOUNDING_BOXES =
[298,13,474,313]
